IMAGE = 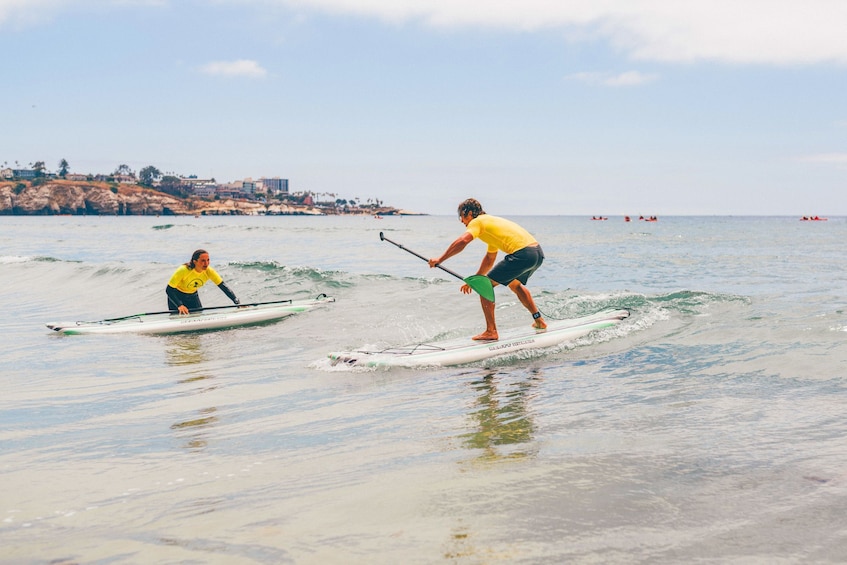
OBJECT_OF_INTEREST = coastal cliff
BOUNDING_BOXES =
[0,181,411,216]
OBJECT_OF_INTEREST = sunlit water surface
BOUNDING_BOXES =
[2,215,846,563]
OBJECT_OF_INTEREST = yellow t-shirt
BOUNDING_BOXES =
[466,214,537,254]
[167,265,223,294]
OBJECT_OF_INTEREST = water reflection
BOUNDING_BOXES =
[164,334,218,452]
[443,523,476,560]
[165,334,206,366]
[170,407,219,450]
[460,369,541,463]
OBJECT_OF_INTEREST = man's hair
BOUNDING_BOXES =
[458,198,485,218]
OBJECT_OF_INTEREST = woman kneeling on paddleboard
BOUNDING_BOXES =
[428,198,546,341]
[166,249,239,314]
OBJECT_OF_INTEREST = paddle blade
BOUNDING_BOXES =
[464,275,495,302]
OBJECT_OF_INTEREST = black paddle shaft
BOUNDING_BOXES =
[379,231,464,282]
[96,297,304,323]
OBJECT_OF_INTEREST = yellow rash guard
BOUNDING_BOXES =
[167,265,223,294]
[465,214,537,254]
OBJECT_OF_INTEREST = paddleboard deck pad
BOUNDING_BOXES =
[47,295,335,335]
[329,308,630,368]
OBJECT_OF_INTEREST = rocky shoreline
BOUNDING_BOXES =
[0,180,418,216]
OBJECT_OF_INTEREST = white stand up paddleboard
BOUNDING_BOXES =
[47,295,335,335]
[329,309,629,368]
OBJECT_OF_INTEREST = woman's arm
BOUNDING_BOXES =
[166,285,190,314]
[217,281,240,305]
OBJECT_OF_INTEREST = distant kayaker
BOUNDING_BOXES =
[428,198,546,341]
[166,249,239,314]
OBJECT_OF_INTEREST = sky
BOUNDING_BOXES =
[2,0,846,215]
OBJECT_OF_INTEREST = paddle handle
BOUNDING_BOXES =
[379,232,464,282]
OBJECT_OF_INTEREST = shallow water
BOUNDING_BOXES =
[2,215,846,563]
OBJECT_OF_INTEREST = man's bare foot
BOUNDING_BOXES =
[473,331,498,341]
[532,319,547,331]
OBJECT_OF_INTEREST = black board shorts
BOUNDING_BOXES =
[488,245,544,286]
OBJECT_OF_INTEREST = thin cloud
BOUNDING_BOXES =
[0,0,62,27]
[5,1,847,66]
[798,153,847,165]
[111,0,166,5]
[0,0,164,28]
[567,70,657,87]
[199,59,268,79]
[265,0,847,66]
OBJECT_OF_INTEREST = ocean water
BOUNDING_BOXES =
[1,214,846,564]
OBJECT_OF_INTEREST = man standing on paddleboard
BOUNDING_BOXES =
[429,198,547,340]
[166,249,240,314]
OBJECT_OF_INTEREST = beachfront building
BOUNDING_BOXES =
[220,180,246,194]
[193,185,216,198]
[9,169,36,180]
[178,177,215,197]
[181,177,215,188]
[0,168,12,179]
[216,185,249,199]
[261,177,288,196]
[242,178,257,195]
[192,182,218,198]
[114,174,136,184]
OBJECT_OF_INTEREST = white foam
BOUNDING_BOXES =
[0,255,33,264]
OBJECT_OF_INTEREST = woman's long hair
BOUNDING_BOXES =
[185,249,208,269]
